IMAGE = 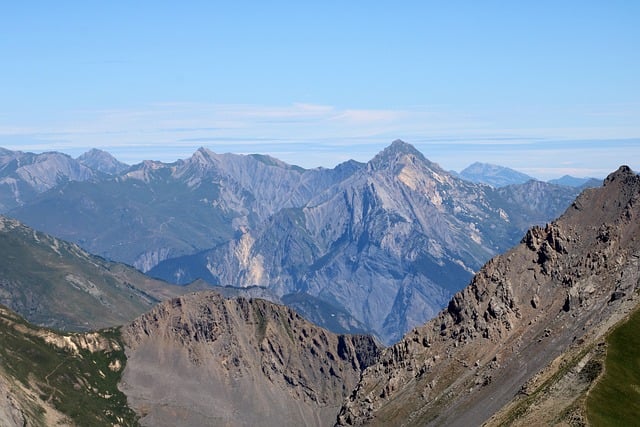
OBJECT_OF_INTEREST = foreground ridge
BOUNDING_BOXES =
[121,291,381,426]
[337,166,640,426]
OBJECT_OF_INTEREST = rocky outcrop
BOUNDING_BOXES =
[337,166,640,426]
[121,291,381,427]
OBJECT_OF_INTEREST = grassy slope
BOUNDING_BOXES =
[0,216,189,331]
[587,307,640,426]
[0,305,138,426]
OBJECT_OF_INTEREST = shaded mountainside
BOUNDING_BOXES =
[0,215,185,331]
[495,179,584,231]
[337,166,640,426]
[121,291,381,427]
[150,141,581,344]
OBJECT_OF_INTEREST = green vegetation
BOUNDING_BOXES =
[587,308,640,426]
[0,307,139,426]
[0,217,157,331]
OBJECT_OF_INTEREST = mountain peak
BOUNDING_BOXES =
[186,147,219,168]
[387,139,423,156]
[369,140,432,171]
[77,148,129,175]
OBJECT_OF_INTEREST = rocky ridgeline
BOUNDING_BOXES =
[121,291,381,426]
[337,166,640,426]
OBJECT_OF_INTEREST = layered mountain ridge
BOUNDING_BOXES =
[7,141,585,343]
[147,141,583,343]
[337,165,640,425]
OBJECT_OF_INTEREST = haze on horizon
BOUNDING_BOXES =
[1,1,639,180]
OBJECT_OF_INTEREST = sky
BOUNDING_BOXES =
[1,1,639,180]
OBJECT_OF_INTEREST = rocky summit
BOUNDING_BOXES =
[337,166,640,425]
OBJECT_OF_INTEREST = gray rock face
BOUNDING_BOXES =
[336,166,640,426]
[10,147,361,271]
[121,291,381,427]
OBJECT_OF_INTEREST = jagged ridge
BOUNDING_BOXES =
[337,166,640,426]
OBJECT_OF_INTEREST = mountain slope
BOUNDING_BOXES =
[548,174,598,187]
[337,166,640,425]
[121,291,381,426]
[0,215,183,331]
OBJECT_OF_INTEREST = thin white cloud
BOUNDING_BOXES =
[0,102,638,179]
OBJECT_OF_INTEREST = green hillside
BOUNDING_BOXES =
[0,305,138,426]
[587,306,640,426]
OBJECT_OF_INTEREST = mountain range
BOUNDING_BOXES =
[0,165,638,426]
[3,141,590,343]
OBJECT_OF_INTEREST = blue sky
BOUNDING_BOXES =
[1,1,639,179]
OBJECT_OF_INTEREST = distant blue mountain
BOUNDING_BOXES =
[548,175,600,188]
[459,162,534,187]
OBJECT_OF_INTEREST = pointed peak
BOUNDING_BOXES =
[189,147,218,165]
[369,140,431,170]
[386,139,423,156]
[196,146,212,155]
